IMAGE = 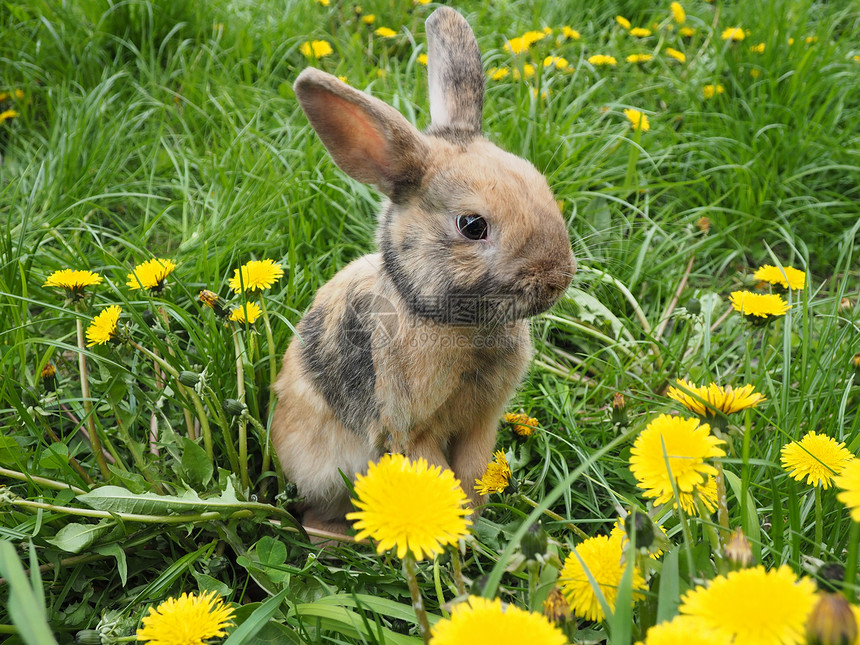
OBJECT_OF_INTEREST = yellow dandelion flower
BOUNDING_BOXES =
[542,56,569,70]
[0,109,19,125]
[666,47,686,63]
[430,596,566,645]
[521,30,548,46]
[805,36,818,44]
[362,14,376,24]
[750,42,765,53]
[511,63,536,80]
[640,615,733,645]
[126,258,177,291]
[853,55,860,63]
[315,0,329,5]
[504,31,546,55]
[626,54,653,63]
[542,27,552,35]
[835,460,860,522]
[300,40,333,57]
[559,533,646,622]
[753,264,806,290]
[624,108,650,132]
[680,26,696,37]
[781,432,855,489]
[43,269,103,298]
[85,305,122,347]
[588,54,618,66]
[504,412,538,437]
[346,454,471,560]
[229,259,284,293]
[729,291,790,321]
[721,27,746,42]
[375,27,397,38]
[417,53,428,66]
[136,590,235,645]
[629,414,725,511]
[562,26,581,40]
[670,2,686,25]
[414,0,430,4]
[680,565,817,645]
[629,27,652,37]
[703,84,725,98]
[228,302,262,324]
[489,67,510,80]
[667,379,765,417]
[474,450,511,495]
[616,16,632,30]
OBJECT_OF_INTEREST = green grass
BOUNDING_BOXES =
[1,0,859,642]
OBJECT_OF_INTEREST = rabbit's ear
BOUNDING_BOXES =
[425,7,484,134]
[294,68,428,199]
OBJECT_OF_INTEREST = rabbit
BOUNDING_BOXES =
[271,6,576,534]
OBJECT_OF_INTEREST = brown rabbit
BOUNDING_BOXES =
[271,7,575,533]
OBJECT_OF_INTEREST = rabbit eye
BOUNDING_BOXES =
[456,214,488,240]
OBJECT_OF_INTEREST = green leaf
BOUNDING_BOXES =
[723,470,762,562]
[180,437,213,487]
[94,543,128,586]
[46,519,122,554]
[77,481,242,516]
[223,586,292,645]
[191,571,232,597]
[656,546,680,623]
[38,443,69,470]
[106,464,148,494]
[0,540,58,645]
[0,436,22,465]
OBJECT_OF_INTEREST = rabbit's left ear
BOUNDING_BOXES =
[425,7,484,134]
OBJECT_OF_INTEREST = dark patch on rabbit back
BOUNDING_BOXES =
[426,126,481,146]
[298,297,378,435]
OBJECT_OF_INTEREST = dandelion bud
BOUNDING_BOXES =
[40,363,57,389]
[816,563,846,592]
[179,370,201,388]
[470,573,491,596]
[806,592,858,645]
[611,392,628,426]
[696,217,710,233]
[851,353,860,377]
[75,630,102,644]
[520,521,548,561]
[543,586,573,624]
[838,297,852,313]
[686,297,701,315]
[141,309,157,326]
[198,289,230,318]
[222,399,247,416]
[623,509,655,551]
[281,481,299,499]
[724,527,753,568]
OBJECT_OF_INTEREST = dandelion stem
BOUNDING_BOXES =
[233,331,250,491]
[129,340,215,462]
[259,297,278,387]
[75,317,111,482]
[814,485,823,559]
[844,521,859,603]
[403,553,431,644]
[714,460,731,535]
[0,466,86,495]
[452,543,466,596]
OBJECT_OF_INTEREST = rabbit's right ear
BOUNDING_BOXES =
[294,68,428,200]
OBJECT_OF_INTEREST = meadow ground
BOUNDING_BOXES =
[1,0,859,643]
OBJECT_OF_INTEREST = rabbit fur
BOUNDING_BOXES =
[272,6,576,533]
